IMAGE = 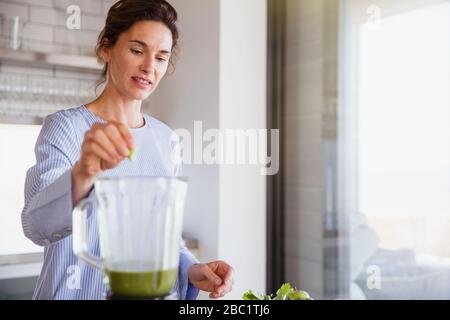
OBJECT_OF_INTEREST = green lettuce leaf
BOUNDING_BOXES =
[242,283,312,300]
[275,283,293,300]
[287,290,311,300]
[243,290,261,300]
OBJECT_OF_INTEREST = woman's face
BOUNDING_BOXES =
[102,20,173,101]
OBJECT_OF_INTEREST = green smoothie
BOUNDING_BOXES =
[106,267,177,298]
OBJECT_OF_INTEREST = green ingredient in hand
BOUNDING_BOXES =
[127,148,136,161]
[243,283,312,300]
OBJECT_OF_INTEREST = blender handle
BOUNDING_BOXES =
[72,198,103,271]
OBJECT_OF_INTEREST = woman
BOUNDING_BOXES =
[21,0,233,300]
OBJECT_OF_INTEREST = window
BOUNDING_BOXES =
[340,0,450,299]
[0,124,42,256]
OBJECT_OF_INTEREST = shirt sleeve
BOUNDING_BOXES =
[178,242,200,300]
[21,111,89,247]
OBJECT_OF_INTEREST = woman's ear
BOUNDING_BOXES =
[100,46,111,63]
[99,38,112,63]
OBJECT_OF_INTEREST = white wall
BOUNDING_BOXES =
[144,0,221,265]
[144,0,267,300]
[218,0,267,300]
[0,0,107,55]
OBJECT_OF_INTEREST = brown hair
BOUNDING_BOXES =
[95,0,179,94]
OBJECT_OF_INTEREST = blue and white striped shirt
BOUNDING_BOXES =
[21,105,199,300]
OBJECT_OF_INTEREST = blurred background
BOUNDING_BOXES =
[0,0,449,300]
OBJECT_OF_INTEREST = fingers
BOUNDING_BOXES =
[85,122,133,161]
[210,284,233,299]
[210,292,220,299]
[82,140,117,163]
[114,121,135,150]
[223,266,234,286]
[201,264,222,286]
[86,129,122,161]
[212,281,233,298]
[209,264,234,299]
[77,121,135,180]
[103,123,131,157]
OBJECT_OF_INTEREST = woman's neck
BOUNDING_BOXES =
[85,84,145,129]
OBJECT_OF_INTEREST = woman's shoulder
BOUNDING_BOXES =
[44,107,80,122]
[44,106,85,123]
[43,106,93,132]
[35,106,86,151]
[39,106,88,142]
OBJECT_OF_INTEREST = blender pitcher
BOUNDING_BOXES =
[72,176,188,299]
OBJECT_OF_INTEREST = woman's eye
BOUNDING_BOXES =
[157,57,167,62]
[131,49,143,55]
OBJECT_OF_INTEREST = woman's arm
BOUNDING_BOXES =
[71,162,96,207]
[178,244,201,300]
[21,112,84,246]
[22,112,134,247]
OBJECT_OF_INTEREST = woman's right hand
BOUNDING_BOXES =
[74,121,135,181]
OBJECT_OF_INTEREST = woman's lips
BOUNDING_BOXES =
[131,76,152,90]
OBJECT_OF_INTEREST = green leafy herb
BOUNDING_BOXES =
[243,283,312,300]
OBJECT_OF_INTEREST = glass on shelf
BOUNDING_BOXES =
[0,72,96,117]
[0,16,26,50]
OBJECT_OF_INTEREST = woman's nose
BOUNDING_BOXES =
[141,56,156,75]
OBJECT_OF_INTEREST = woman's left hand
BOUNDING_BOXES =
[188,260,234,299]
